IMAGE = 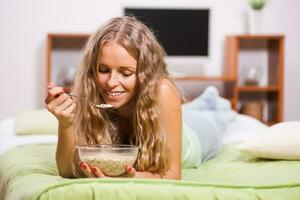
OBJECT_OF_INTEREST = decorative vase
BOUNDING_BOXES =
[243,66,262,86]
[247,0,267,34]
[57,66,76,89]
[248,9,263,34]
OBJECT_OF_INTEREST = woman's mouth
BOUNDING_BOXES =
[105,91,125,98]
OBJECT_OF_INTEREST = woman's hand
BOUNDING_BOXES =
[78,162,136,178]
[45,82,75,128]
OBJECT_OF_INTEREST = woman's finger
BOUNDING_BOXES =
[46,93,70,114]
[47,82,57,89]
[123,165,136,177]
[45,87,65,104]
[63,101,76,115]
[91,166,106,178]
[55,96,74,113]
[78,162,96,178]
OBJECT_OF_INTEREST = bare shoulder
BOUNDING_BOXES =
[157,78,181,114]
[157,78,181,102]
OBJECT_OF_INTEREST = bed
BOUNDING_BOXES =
[1,109,300,200]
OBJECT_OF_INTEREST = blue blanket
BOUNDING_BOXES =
[182,86,237,166]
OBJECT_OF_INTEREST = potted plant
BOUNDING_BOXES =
[249,0,267,10]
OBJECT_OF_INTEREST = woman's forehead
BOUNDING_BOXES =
[98,41,137,69]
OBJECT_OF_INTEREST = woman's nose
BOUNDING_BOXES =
[107,72,119,87]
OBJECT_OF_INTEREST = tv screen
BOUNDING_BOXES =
[124,8,209,56]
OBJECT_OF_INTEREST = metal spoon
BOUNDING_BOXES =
[68,94,114,109]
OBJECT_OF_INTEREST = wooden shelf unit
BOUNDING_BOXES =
[46,33,90,88]
[225,35,284,124]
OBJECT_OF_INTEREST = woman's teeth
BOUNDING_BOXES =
[107,91,124,97]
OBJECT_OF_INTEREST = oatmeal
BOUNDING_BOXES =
[83,154,136,176]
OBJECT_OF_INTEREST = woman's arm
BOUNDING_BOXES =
[154,78,182,179]
[56,123,77,178]
[45,83,77,178]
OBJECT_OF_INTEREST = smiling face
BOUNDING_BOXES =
[97,41,138,110]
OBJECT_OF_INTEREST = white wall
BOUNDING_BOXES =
[261,0,300,120]
[0,0,299,120]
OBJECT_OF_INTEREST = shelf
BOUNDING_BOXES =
[237,86,279,92]
[172,76,235,81]
[265,121,277,126]
[48,33,90,39]
[233,34,284,40]
[225,35,284,124]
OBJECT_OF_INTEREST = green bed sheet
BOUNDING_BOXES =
[1,143,300,200]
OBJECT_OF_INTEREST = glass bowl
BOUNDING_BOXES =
[77,144,139,177]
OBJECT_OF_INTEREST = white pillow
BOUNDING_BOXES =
[223,114,268,144]
[238,121,300,160]
[0,117,15,137]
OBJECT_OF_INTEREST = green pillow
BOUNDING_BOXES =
[15,109,58,135]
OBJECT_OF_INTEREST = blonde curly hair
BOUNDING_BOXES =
[72,16,170,176]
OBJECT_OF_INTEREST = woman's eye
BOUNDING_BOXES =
[122,71,133,77]
[99,67,109,73]
[121,70,134,76]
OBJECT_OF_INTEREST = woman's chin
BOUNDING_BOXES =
[105,102,121,109]
[108,101,130,111]
[104,97,133,110]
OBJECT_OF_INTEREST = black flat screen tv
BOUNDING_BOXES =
[124,8,209,56]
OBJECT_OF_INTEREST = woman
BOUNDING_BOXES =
[45,16,182,179]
